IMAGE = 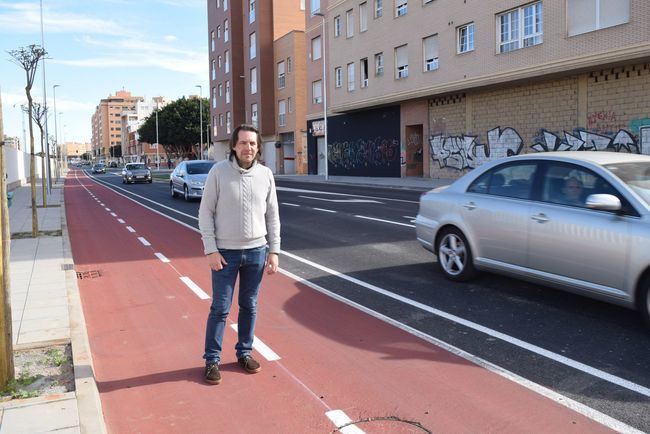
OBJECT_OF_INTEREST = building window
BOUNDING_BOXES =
[567,0,628,36]
[218,83,223,96]
[375,0,383,17]
[217,0,221,8]
[312,36,322,61]
[360,2,368,32]
[457,22,474,53]
[395,44,408,78]
[211,59,216,80]
[334,15,341,37]
[396,0,407,17]
[226,111,231,134]
[213,116,217,136]
[423,34,439,71]
[312,80,323,104]
[498,2,543,53]
[311,0,320,15]
[375,52,384,76]
[335,66,342,87]
[249,32,256,59]
[225,81,231,103]
[211,31,215,51]
[224,19,229,42]
[346,9,354,37]
[288,97,293,113]
[278,61,286,88]
[212,87,216,108]
[217,25,221,39]
[218,55,222,68]
[224,0,228,11]
[249,0,256,23]
[347,62,355,91]
[287,57,292,73]
[360,58,368,88]
[251,103,258,128]
[251,67,257,94]
[278,100,286,127]
[219,113,223,127]
[225,50,230,73]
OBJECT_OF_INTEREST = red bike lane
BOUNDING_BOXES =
[65,170,614,433]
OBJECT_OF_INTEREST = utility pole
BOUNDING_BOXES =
[0,90,15,388]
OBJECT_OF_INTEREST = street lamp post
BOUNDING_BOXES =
[314,12,328,181]
[155,100,160,170]
[195,85,203,159]
[40,0,52,193]
[52,85,60,173]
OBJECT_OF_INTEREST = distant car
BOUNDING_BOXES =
[415,151,650,325]
[91,163,105,174]
[170,160,215,201]
[122,162,152,184]
[108,161,118,168]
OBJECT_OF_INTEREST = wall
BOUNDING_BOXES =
[428,62,650,178]
[5,145,49,189]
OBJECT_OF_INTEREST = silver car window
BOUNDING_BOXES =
[468,163,537,200]
[542,163,621,209]
[605,162,650,207]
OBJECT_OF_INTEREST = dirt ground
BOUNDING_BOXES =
[1,344,75,401]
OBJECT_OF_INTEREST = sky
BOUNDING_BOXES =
[0,0,209,146]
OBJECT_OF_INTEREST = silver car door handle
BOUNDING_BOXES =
[531,213,549,223]
[463,202,477,210]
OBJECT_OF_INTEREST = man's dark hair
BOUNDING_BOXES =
[229,124,262,161]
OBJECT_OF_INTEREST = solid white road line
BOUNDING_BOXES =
[230,324,281,361]
[137,237,151,246]
[313,208,336,213]
[276,186,418,204]
[154,252,170,263]
[299,195,382,204]
[110,212,117,217]
[402,215,416,219]
[126,226,136,233]
[281,202,300,207]
[280,250,650,400]
[279,268,641,434]
[117,219,125,224]
[180,276,210,300]
[354,215,415,228]
[325,410,365,434]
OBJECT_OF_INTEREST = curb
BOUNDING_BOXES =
[0,391,76,409]
[60,174,108,434]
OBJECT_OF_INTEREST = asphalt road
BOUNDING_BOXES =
[86,168,650,432]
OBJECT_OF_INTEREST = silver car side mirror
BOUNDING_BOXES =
[586,194,621,212]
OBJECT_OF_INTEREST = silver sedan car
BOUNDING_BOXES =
[416,152,650,325]
[170,160,215,201]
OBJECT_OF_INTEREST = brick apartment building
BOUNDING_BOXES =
[91,90,144,161]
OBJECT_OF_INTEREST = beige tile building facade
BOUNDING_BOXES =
[91,90,143,161]
[315,0,650,178]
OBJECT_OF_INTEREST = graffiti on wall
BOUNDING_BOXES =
[329,137,399,170]
[429,127,523,170]
[531,129,641,154]
[587,111,627,132]
[430,126,649,170]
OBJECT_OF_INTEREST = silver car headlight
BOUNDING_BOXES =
[127,171,132,176]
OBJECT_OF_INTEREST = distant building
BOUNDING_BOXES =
[64,141,92,160]
[91,90,144,160]
[3,135,20,150]
[121,96,171,164]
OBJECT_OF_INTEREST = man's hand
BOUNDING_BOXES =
[266,253,279,274]
[207,251,228,271]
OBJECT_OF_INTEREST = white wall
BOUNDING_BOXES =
[4,146,54,189]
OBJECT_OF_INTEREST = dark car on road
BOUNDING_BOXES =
[170,160,215,201]
[91,163,106,174]
[122,163,152,184]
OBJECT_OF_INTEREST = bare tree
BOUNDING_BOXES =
[27,103,48,208]
[8,45,47,237]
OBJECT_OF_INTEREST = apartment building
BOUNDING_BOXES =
[121,97,171,163]
[311,0,650,178]
[91,90,143,161]
[64,141,92,160]
[208,0,306,172]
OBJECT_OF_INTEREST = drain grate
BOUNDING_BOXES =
[76,270,102,280]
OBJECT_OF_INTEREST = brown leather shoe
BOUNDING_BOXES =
[237,355,261,374]
[204,363,221,384]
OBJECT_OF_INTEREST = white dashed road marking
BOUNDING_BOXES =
[230,324,281,361]
[325,410,365,434]
[138,237,151,246]
[126,226,136,233]
[154,252,170,263]
[354,215,415,228]
[179,276,210,300]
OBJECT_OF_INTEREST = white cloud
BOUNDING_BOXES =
[0,2,136,36]
[164,35,177,42]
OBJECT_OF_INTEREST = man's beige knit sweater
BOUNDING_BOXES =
[198,158,280,255]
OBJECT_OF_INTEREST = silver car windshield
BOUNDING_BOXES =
[605,162,650,207]
[187,162,214,175]
[128,164,146,170]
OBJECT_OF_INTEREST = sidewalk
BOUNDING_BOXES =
[275,173,455,190]
[0,175,105,434]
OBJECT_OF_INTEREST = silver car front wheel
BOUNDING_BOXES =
[640,277,650,328]
[437,228,476,282]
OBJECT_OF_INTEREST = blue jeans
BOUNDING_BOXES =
[203,246,267,364]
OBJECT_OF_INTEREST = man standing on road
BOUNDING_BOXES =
[198,124,280,385]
